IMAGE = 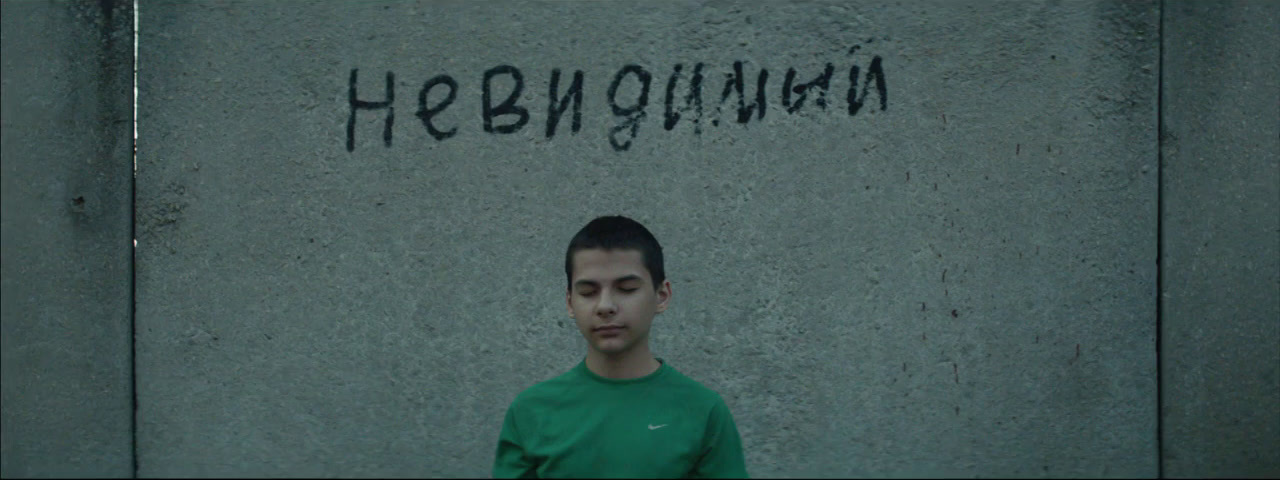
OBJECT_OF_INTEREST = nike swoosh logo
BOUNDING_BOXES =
[648,424,668,430]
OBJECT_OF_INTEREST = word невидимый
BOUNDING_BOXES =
[347,55,886,152]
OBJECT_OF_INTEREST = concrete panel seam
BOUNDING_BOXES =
[1156,0,1165,477]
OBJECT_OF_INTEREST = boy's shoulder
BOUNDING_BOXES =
[513,362,582,401]
[654,360,728,402]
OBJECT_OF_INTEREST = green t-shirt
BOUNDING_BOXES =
[492,357,749,478]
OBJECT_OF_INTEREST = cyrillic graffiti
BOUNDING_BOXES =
[346,54,886,152]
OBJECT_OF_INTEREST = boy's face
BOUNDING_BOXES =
[566,248,671,358]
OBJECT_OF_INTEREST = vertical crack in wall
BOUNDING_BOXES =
[133,0,138,178]
[129,0,139,476]
[1155,0,1165,477]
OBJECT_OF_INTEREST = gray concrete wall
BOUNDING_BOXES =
[135,1,1158,477]
[4,0,1277,478]
[1161,1,1280,478]
[0,0,135,478]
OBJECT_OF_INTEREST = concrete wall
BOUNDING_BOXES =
[0,0,135,477]
[1161,1,1280,477]
[134,1,1159,477]
[1,0,1276,478]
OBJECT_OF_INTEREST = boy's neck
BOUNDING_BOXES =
[585,349,661,380]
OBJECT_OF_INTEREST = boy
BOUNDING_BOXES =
[492,215,749,478]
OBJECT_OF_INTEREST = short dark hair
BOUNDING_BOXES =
[565,215,665,292]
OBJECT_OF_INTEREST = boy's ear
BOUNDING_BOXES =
[655,280,672,313]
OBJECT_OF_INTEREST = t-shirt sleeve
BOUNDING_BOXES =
[689,397,749,479]
[492,401,539,478]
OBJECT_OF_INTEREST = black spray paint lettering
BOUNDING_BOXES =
[417,74,457,141]
[716,60,767,125]
[664,63,705,134]
[782,63,834,113]
[607,65,651,151]
[483,65,529,134]
[848,56,887,115]
[347,70,393,151]
[346,55,887,152]
[547,68,584,138]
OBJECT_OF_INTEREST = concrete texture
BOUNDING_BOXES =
[0,0,135,477]
[134,1,1159,477]
[14,1,1280,477]
[1160,1,1280,478]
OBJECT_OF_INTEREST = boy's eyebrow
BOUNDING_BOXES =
[573,274,643,288]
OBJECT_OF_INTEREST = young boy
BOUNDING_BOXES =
[492,215,749,478]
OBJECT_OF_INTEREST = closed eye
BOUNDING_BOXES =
[579,288,638,297]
